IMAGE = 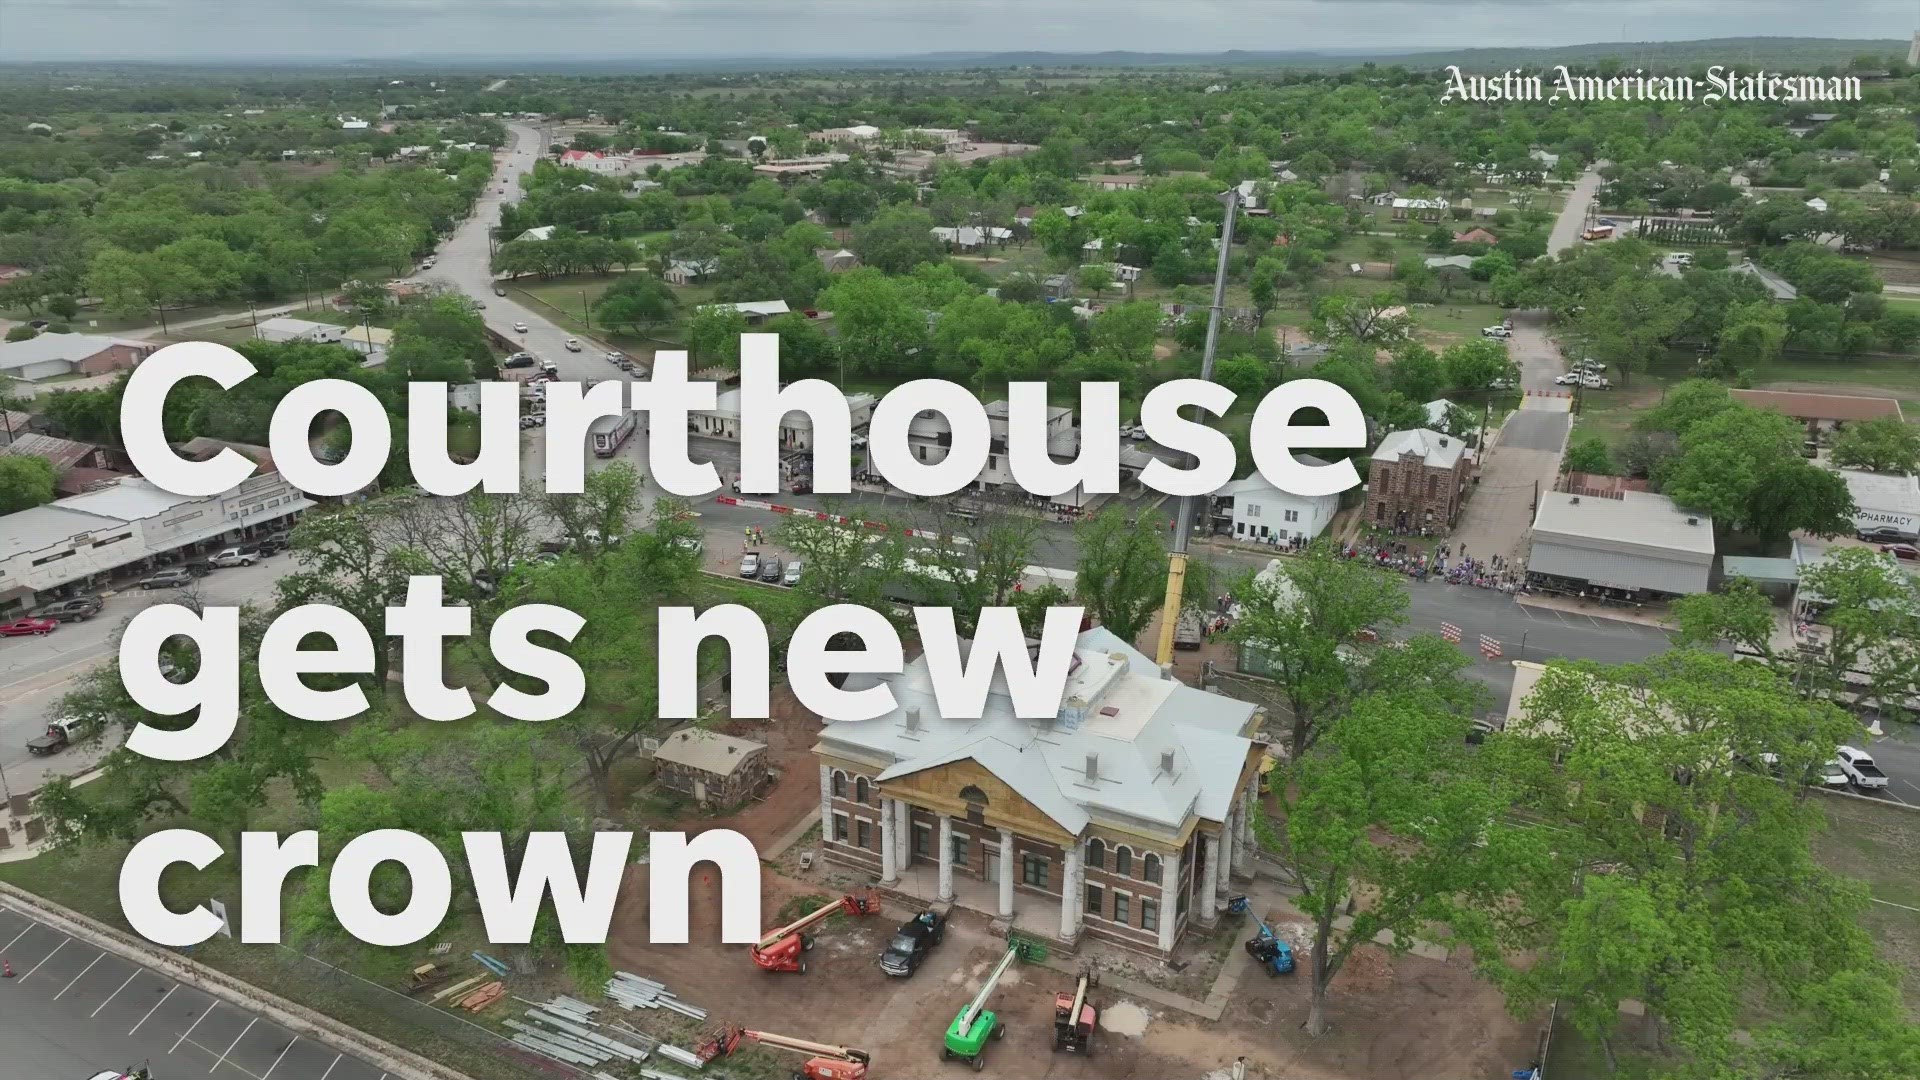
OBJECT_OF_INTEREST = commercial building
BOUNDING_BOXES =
[1731,388,1902,438]
[1838,468,1920,537]
[0,465,313,614]
[689,387,877,449]
[1526,490,1715,599]
[814,626,1265,957]
[0,334,155,383]
[904,400,1095,511]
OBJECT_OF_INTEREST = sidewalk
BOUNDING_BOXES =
[1516,591,1678,631]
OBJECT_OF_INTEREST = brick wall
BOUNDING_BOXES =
[75,342,153,376]
[1366,450,1468,531]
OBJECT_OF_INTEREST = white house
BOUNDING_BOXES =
[515,225,556,243]
[1806,196,1830,212]
[698,300,790,326]
[664,258,720,285]
[931,226,1013,250]
[1838,468,1920,537]
[690,388,877,448]
[1213,460,1340,543]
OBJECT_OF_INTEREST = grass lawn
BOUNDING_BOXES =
[505,272,709,348]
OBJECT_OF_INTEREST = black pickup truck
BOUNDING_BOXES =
[879,910,946,977]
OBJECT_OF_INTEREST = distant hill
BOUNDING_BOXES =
[1,37,1907,75]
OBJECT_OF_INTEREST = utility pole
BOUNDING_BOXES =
[1154,187,1240,668]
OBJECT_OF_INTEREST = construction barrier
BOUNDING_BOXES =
[1440,622,1462,644]
[1479,635,1503,660]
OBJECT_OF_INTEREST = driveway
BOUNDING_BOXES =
[1451,396,1571,566]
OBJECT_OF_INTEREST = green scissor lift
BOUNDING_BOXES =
[941,935,1045,1071]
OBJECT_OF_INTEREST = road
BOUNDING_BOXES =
[0,904,391,1079]
[1547,168,1604,257]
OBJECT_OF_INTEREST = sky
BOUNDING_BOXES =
[0,0,1914,61]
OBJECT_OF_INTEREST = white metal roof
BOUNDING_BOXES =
[1531,490,1715,557]
[1372,428,1466,470]
[1838,468,1920,514]
[0,504,126,562]
[654,727,765,777]
[58,477,201,523]
[0,333,133,372]
[822,627,1258,837]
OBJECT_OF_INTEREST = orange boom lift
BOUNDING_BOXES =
[749,890,877,973]
[697,1025,872,1080]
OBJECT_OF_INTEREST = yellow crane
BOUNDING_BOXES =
[1154,186,1243,667]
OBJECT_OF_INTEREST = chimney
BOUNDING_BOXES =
[727,745,737,754]
[1084,753,1100,781]
[905,707,921,732]
[1686,516,1698,526]
[1570,495,1580,505]
[1439,436,1450,448]
[1160,749,1176,775]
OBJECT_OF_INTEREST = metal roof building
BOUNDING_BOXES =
[1528,490,1715,597]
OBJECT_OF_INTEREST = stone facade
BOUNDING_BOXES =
[1367,442,1470,532]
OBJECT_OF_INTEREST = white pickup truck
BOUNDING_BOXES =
[1836,745,1889,791]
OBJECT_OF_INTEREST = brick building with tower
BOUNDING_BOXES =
[1365,427,1472,533]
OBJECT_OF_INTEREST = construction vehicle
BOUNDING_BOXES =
[1154,186,1241,669]
[1051,968,1099,1055]
[941,942,1023,1071]
[751,891,878,974]
[1246,918,1296,976]
[696,1025,871,1080]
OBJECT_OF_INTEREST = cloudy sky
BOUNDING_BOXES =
[1,0,1912,61]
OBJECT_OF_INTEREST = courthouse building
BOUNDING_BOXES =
[813,627,1265,957]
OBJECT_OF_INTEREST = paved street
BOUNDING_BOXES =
[1547,168,1604,257]
[0,904,389,1079]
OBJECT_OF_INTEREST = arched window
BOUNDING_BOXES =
[1114,846,1133,877]
[1143,853,1162,884]
[831,770,847,798]
[1085,837,1105,870]
[854,776,871,805]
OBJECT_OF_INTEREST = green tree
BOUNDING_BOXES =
[1387,343,1446,401]
[686,304,750,366]
[1660,404,1855,538]
[817,269,928,377]
[0,454,57,512]
[1831,413,1920,474]
[3,325,34,342]
[1487,650,1897,1078]
[1227,540,1413,758]
[1715,299,1788,369]
[1571,275,1692,387]
[594,275,678,336]
[1563,433,1614,475]
[1072,506,1172,646]
[852,205,944,274]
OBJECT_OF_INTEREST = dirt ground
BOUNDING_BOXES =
[609,860,1538,1080]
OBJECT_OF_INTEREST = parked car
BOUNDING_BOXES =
[1554,372,1582,386]
[504,353,535,369]
[209,547,258,568]
[520,415,541,429]
[254,535,288,557]
[1815,760,1853,789]
[783,559,803,586]
[674,536,704,558]
[1857,525,1916,544]
[564,338,582,352]
[0,616,59,636]
[140,568,194,590]
[758,555,784,583]
[879,911,946,977]
[1481,325,1512,339]
[739,551,760,578]
[605,351,624,364]
[1836,746,1889,790]
[31,596,103,622]
[1579,375,1612,390]
[1669,251,1693,265]
[26,716,85,756]
[513,322,529,333]
[493,285,507,297]
[1882,544,1920,562]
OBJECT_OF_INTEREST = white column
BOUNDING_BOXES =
[1198,833,1221,925]
[1158,846,1181,953]
[880,797,898,884]
[997,828,1015,918]
[937,814,955,903]
[1059,841,1083,941]
[818,764,834,841]
[895,798,911,869]
[1230,805,1251,878]
[1214,827,1232,913]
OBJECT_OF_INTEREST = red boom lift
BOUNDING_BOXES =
[697,1025,872,1080]
[750,890,877,973]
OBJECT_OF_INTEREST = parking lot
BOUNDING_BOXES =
[0,904,390,1079]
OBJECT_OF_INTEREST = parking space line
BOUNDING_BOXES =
[319,1054,341,1080]
[2,919,38,952]
[21,935,68,980]
[261,1036,297,1078]
[211,1016,257,1073]
[94,969,141,1016]
[55,950,105,998]
[171,999,213,1052]
[132,983,177,1035]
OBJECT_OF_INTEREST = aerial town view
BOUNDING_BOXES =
[0,2,1918,1078]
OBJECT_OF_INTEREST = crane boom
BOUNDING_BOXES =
[1154,187,1241,668]
[1069,972,1090,1028]
[959,944,1021,1032]
[757,892,870,949]
[746,1029,869,1063]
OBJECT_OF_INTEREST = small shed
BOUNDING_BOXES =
[653,728,770,807]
